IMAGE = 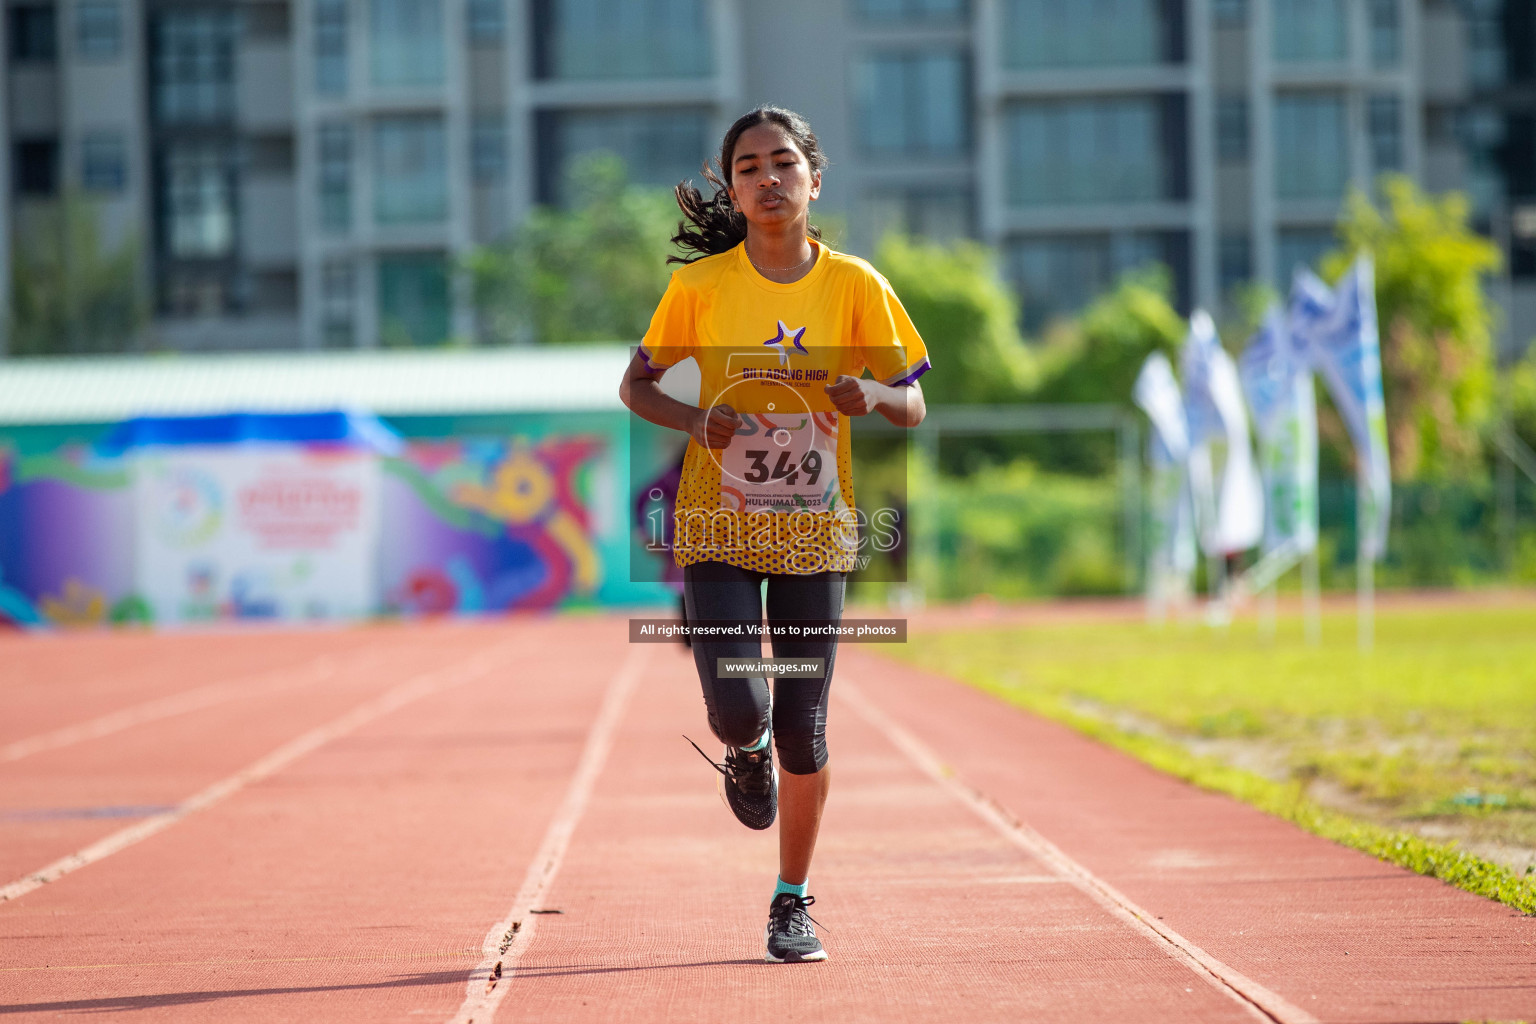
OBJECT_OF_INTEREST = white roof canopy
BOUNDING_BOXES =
[0,346,656,425]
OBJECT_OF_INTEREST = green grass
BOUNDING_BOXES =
[887,604,1536,914]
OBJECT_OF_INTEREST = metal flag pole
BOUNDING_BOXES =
[1258,579,1277,642]
[1302,544,1321,646]
[1357,465,1374,654]
[1148,540,1168,627]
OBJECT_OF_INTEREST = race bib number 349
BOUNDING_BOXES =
[720,412,844,515]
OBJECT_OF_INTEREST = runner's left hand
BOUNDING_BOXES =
[824,376,878,416]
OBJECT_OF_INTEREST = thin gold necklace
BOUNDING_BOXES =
[746,244,815,274]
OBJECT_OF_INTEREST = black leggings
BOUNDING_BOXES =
[682,561,846,776]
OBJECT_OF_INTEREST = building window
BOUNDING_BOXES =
[163,143,235,258]
[1216,96,1249,162]
[318,123,352,231]
[251,269,298,313]
[9,5,57,61]
[378,253,451,346]
[1274,92,1347,199]
[75,0,122,59]
[1005,96,1176,207]
[533,0,711,80]
[855,52,968,158]
[314,0,348,95]
[536,107,710,205]
[1272,0,1346,63]
[245,4,289,40]
[1463,0,1504,90]
[472,115,507,183]
[1369,0,1400,67]
[164,272,230,316]
[373,116,447,224]
[1276,228,1334,285]
[13,140,60,195]
[1458,107,1504,217]
[864,189,972,243]
[248,135,292,176]
[321,260,355,347]
[468,0,504,41]
[1218,234,1251,294]
[855,0,965,23]
[1368,94,1402,174]
[370,0,445,87]
[1213,0,1246,26]
[1008,232,1179,328]
[153,10,237,124]
[81,131,127,191]
[1001,0,1173,70]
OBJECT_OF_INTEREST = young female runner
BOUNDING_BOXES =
[618,106,930,963]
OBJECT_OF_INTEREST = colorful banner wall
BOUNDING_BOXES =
[0,446,137,627]
[0,410,668,629]
[379,433,612,615]
[133,446,380,624]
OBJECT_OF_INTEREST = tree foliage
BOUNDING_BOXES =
[1009,267,1187,474]
[8,190,147,355]
[872,234,1035,405]
[1320,175,1500,481]
[464,154,679,345]
[1505,345,1536,451]
[1032,265,1185,406]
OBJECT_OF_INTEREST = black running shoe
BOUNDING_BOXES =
[764,893,826,963]
[685,736,777,830]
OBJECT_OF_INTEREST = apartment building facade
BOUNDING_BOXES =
[2,0,1528,351]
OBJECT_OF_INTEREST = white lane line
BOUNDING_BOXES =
[1,653,359,763]
[448,642,651,1024]
[837,678,1321,1024]
[0,642,516,904]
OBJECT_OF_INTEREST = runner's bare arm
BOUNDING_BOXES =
[823,376,926,428]
[618,349,742,449]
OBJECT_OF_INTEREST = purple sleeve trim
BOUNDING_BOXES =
[884,358,931,387]
[637,345,668,374]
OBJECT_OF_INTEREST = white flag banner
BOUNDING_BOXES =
[1133,351,1188,462]
[1185,444,1216,570]
[1133,352,1198,583]
[1238,307,1319,556]
[1289,257,1391,559]
[1180,311,1265,555]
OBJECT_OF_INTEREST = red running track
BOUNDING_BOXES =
[0,617,1530,1023]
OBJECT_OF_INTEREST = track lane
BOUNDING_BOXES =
[0,639,517,903]
[836,677,1311,1024]
[5,619,1530,1023]
[0,628,382,747]
[494,640,1266,1024]
[3,649,344,763]
[0,637,459,882]
[0,618,635,1023]
[842,647,1536,1023]
[449,642,652,1024]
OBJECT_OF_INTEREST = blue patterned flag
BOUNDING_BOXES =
[1288,257,1391,560]
[1237,307,1319,557]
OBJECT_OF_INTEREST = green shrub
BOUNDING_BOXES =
[922,460,1124,600]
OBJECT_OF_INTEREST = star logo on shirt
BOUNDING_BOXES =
[763,321,809,366]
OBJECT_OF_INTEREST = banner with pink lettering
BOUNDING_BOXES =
[132,446,380,624]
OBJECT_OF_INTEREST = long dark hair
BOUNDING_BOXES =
[669,106,829,264]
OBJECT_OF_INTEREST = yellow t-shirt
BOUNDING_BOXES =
[639,239,931,575]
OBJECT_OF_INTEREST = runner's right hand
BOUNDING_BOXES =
[692,403,742,449]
